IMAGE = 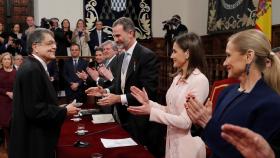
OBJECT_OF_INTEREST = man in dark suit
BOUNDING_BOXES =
[89,21,108,55]
[9,28,80,158]
[95,40,118,87]
[63,43,88,103]
[50,18,67,56]
[171,14,188,38]
[13,54,24,70]
[86,17,165,158]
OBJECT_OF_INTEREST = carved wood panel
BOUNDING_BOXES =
[0,0,4,24]
[1,0,33,30]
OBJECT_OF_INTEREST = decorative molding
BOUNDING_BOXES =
[84,0,152,40]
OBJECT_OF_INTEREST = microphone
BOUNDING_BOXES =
[78,109,100,117]
[73,140,89,148]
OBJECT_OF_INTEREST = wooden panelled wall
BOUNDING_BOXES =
[140,25,280,104]
[0,0,34,31]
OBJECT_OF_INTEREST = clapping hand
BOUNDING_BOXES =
[221,124,275,158]
[76,70,88,80]
[98,66,114,81]
[85,86,105,97]
[97,93,121,106]
[86,67,99,81]
[127,86,151,115]
[184,94,212,128]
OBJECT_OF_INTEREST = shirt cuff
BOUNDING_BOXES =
[109,77,114,82]
[96,77,100,85]
[120,94,128,106]
[105,88,110,94]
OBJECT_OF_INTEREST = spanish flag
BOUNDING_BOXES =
[255,0,272,41]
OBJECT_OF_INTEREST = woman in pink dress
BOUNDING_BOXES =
[128,32,209,158]
[0,52,16,145]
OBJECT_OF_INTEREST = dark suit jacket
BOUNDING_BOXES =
[108,43,166,157]
[97,55,118,88]
[63,58,88,102]
[88,30,108,55]
[47,59,59,91]
[202,79,280,158]
[52,27,68,56]
[9,56,67,158]
[173,23,188,38]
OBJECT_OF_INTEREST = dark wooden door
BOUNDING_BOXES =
[0,0,33,31]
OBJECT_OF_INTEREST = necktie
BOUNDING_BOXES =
[98,31,102,46]
[121,52,130,94]
[104,59,109,67]
[121,52,130,74]
[74,59,78,72]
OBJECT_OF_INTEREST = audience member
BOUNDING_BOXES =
[11,23,23,40]
[22,16,37,53]
[0,23,8,42]
[63,43,88,103]
[0,23,8,52]
[85,17,166,158]
[83,47,106,86]
[61,19,73,56]
[127,32,208,158]
[1,33,24,56]
[0,52,16,148]
[185,29,280,158]
[97,40,118,86]
[13,54,24,70]
[89,21,108,55]
[9,28,80,158]
[72,19,91,56]
[49,18,67,56]
[221,124,275,158]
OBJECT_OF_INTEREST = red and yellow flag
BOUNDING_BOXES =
[255,0,272,41]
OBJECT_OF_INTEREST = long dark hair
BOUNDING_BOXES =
[173,32,207,79]
[61,19,71,30]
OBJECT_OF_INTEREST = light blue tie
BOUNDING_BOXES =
[98,31,102,46]
[121,52,130,74]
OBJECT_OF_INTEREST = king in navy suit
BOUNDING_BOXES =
[86,17,166,158]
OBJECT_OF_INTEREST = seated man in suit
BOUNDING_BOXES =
[63,43,88,103]
[1,34,24,56]
[96,40,118,87]
[79,46,106,87]
[13,54,24,70]
[88,21,108,56]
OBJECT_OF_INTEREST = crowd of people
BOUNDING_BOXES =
[0,15,280,158]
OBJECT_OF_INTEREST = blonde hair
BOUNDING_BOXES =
[228,29,280,94]
[0,52,13,69]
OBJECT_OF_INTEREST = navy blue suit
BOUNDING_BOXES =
[88,30,108,55]
[63,58,88,102]
[202,79,280,158]
[108,43,166,157]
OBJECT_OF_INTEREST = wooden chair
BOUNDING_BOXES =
[209,78,239,112]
